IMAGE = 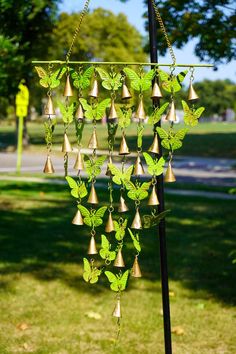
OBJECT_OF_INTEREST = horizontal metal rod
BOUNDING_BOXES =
[31,60,213,68]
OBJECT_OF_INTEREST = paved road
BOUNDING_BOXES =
[0,151,236,187]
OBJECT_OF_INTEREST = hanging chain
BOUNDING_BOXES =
[65,0,91,62]
[151,0,176,65]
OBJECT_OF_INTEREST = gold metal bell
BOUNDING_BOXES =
[121,82,132,99]
[188,82,199,101]
[148,185,159,206]
[63,75,73,97]
[43,155,55,174]
[151,80,163,98]
[105,212,115,233]
[75,103,84,120]
[73,150,84,171]
[87,184,99,204]
[118,195,129,213]
[133,155,145,176]
[135,98,146,120]
[88,236,98,255]
[88,129,98,150]
[62,132,72,153]
[164,161,176,183]
[119,135,130,155]
[108,100,118,120]
[148,133,160,154]
[112,298,121,318]
[105,155,113,176]
[72,209,84,225]
[131,209,142,229]
[89,78,99,98]
[114,248,125,267]
[131,256,142,278]
[165,101,176,122]
[44,96,55,116]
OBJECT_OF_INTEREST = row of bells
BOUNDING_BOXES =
[44,74,199,120]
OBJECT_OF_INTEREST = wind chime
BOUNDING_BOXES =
[32,0,212,345]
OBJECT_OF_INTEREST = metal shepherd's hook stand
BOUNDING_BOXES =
[147,1,172,353]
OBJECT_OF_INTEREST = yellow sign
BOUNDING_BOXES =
[15,81,29,118]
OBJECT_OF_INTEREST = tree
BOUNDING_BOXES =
[50,8,146,62]
[121,0,236,66]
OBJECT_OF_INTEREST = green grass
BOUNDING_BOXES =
[0,180,236,353]
[1,120,236,158]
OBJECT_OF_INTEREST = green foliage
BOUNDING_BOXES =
[156,127,188,151]
[117,106,132,129]
[128,228,141,253]
[105,269,129,292]
[71,66,94,90]
[108,164,133,186]
[44,120,56,146]
[123,68,155,92]
[143,153,166,176]
[148,102,169,125]
[143,210,170,229]
[125,180,151,201]
[35,66,66,89]
[66,176,87,200]
[83,258,101,284]
[182,100,205,126]
[79,98,111,121]
[96,67,122,91]
[158,69,188,93]
[77,205,107,228]
[84,155,107,182]
[99,235,116,262]
[113,218,128,241]
[57,101,74,124]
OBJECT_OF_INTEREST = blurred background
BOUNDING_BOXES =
[0,1,236,353]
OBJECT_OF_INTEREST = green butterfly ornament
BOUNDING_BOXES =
[128,228,141,253]
[77,205,107,228]
[96,67,122,91]
[35,66,67,89]
[105,270,130,292]
[156,127,188,151]
[83,258,101,284]
[113,219,128,241]
[108,164,133,186]
[57,101,75,124]
[84,155,107,182]
[124,180,151,201]
[99,235,116,262]
[158,69,188,93]
[79,98,111,121]
[123,68,155,92]
[66,176,88,200]
[71,66,94,90]
[143,153,165,176]
[182,100,205,126]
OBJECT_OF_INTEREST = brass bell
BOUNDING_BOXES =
[75,103,84,120]
[112,298,121,318]
[165,101,176,122]
[88,129,98,150]
[108,100,118,120]
[72,209,83,225]
[44,96,55,116]
[118,195,129,213]
[63,75,73,97]
[133,155,145,176]
[73,150,84,171]
[164,161,176,183]
[87,184,99,204]
[135,98,146,120]
[119,135,130,155]
[148,133,160,154]
[114,248,125,267]
[88,236,98,255]
[105,155,113,176]
[89,78,99,98]
[62,132,72,153]
[188,82,199,102]
[105,212,115,233]
[148,185,159,206]
[43,155,55,174]
[121,82,132,100]
[131,256,142,278]
[131,209,142,229]
[151,80,163,98]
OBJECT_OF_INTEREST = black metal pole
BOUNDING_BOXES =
[147,1,172,353]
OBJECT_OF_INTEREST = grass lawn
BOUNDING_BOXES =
[0,180,235,354]
[1,120,236,158]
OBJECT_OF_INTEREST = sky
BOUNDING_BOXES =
[59,0,236,82]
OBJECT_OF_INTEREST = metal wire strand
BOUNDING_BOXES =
[65,0,91,61]
[151,0,177,65]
